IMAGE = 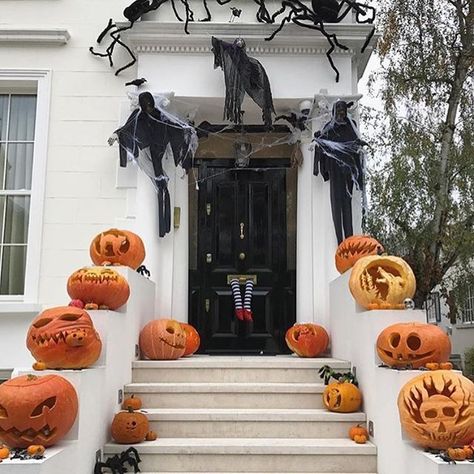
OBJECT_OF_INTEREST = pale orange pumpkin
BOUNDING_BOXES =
[139,319,186,360]
[323,381,362,413]
[335,235,384,274]
[180,323,200,357]
[67,267,130,310]
[285,324,329,357]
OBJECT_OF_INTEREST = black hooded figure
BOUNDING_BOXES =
[111,92,197,237]
[313,100,365,244]
[211,36,275,127]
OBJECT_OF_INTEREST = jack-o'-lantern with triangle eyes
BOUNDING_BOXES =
[67,266,130,310]
[335,235,384,274]
[90,228,145,269]
[377,322,451,369]
[0,374,78,448]
[26,306,102,369]
[398,370,474,449]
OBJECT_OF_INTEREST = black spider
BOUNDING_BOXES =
[94,447,141,474]
[263,0,376,81]
[136,265,151,278]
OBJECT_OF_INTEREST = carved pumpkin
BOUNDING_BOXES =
[139,319,186,360]
[111,408,149,444]
[90,228,145,269]
[67,267,130,310]
[349,255,416,310]
[0,374,78,448]
[398,370,474,449]
[323,381,362,413]
[180,323,201,357]
[285,323,329,357]
[376,322,451,369]
[335,235,384,274]
[26,306,102,369]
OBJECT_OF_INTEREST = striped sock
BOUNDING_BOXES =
[230,278,244,321]
[243,279,254,322]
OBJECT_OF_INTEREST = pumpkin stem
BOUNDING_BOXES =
[26,374,38,381]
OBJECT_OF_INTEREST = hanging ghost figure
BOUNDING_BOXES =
[212,37,275,127]
[312,100,366,244]
[109,92,198,237]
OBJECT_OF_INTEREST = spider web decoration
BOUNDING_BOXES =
[90,0,376,80]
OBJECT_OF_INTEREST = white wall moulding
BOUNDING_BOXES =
[0,28,70,45]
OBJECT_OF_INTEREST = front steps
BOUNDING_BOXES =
[103,356,377,473]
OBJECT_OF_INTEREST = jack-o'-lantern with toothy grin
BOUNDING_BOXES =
[139,319,186,360]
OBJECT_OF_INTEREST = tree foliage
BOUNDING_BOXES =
[363,0,474,312]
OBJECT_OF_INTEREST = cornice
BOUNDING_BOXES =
[0,28,70,45]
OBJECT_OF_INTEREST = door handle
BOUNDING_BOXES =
[240,222,245,240]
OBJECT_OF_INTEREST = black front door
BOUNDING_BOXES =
[189,159,296,354]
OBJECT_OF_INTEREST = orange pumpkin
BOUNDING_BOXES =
[376,322,451,369]
[180,323,201,357]
[353,434,368,444]
[349,425,368,440]
[26,306,102,369]
[0,374,78,448]
[0,446,9,459]
[285,323,329,357]
[447,447,467,461]
[122,394,142,411]
[349,255,416,310]
[463,445,474,459]
[67,267,130,310]
[111,408,149,444]
[398,370,474,449]
[335,235,384,274]
[145,430,158,441]
[27,445,46,456]
[32,362,47,371]
[90,228,145,269]
[323,381,362,413]
[139,319,186,360]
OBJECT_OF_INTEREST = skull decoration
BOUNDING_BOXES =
[376,322,451,369]
[349,255,416,310]
[335,235,384,274]
[398,370,474,449]
[26,306,102,369]
[323,381,362,413]
[111,408,149,444]
[0,374,78,448]
[90,228,145,269]
[139,319,186,360]
[67,266,130,310]
[285,323,329,357]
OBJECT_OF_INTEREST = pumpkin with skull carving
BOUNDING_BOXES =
[335,235,384,274]
[376,322,451,368]
[285,323,329,357]
[67,267,130,310]
[349,255,416,310]
[26,306,102,369]
[139,319,186,360]
[90,228,145,269]
[398,370,474,449]
[0,374,78,448]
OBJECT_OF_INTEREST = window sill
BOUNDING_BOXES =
[0,302,42,317]
[455,322,474,330]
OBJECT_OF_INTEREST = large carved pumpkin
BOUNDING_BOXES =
[67,267,130,310]
[349,255,416,310]
[111,408,149,444]
[335,235,384,274]
[377,322,451,369]
[139,319,186,360]
[180,323,200,357]
[285,323,329,357]
[398,370,474,449]
[323,381,362,413]
[90,228,145,269]
[0,374,78,448]
[26,306,102,369]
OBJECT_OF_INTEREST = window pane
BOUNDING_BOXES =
[4,196,30,244]
[0,95,8,141]
[5,143,34,190]
[0,144,5,187]
[0,245,27,295]
[8,95,36,141]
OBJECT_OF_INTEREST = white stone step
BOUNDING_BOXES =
[125,382,326,408]
[103,438,377,473]
[144,408,365,438]
[132,356,351,383]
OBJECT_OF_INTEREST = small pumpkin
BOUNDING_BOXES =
[139,319,186,360]
[32,361,47,371]
[349,424,368,440]
[180,323,200,357]
[27,445,46,456]
[90,228,145,270]
[335,235,384,274]
[0,446,9,459]
[349,255,416,310]
[425,362,440,371]
[111,408,149,444]
[323,381,362,413]
[447,447,467,461]
[463,445,474,459]
[440,362,453,370]
[285,323,329,358]
[145,430,158,441]
[122,394,142,411]
[353,434,368,444]
[67,267,130,310]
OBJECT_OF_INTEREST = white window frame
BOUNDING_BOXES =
[0,69,51,304]
[460,285,474,325]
